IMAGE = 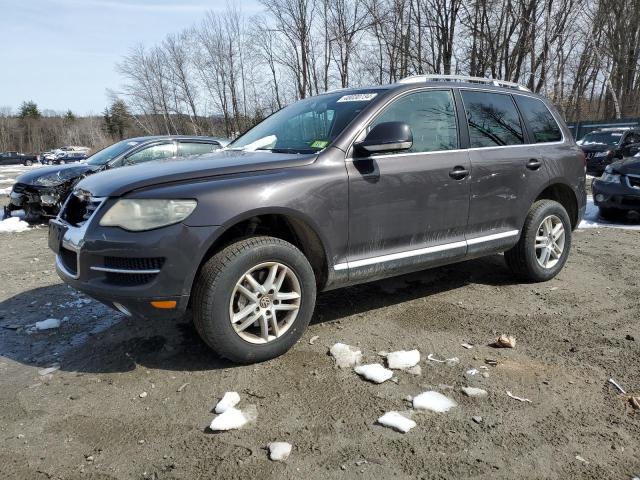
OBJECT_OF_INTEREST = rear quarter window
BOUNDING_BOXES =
[460,90,524,147]
[515,96,563,143]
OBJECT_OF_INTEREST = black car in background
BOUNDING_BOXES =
[0,151,40,166]
[6,136,228,221]
[592,158,640,220]
[45,151,89,165]
[578,128,640,175]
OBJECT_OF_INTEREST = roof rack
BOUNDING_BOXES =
[398,74,531,92]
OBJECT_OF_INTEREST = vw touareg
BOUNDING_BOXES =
[49,75,587,363]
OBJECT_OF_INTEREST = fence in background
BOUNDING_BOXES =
[567,118,640,140]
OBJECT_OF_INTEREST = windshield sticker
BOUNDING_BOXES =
[311,140,329,149]
[337,93,378,103]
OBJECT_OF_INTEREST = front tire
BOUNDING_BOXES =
[192,236,316,364]
[505,200,572,282]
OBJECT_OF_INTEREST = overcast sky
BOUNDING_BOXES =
[0,0,262,116]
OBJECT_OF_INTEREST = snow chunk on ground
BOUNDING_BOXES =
[413,391,457,412]
[268,442,292,461]
[215,391,241,413]
[461,386,488,397]
[387,349,420,369]
[35,318,61,330]
[330,343,362,368]
[0,217,29,233]
[209,405,257,431]
[377,411,416,433]
[354,364,393,384]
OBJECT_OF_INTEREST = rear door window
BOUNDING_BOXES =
[178,142,221,156]
[515,96,563,143]
[461,91,524,147]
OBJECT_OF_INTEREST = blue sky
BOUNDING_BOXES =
[0,0,262,115]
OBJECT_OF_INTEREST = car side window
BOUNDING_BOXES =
[514,96,562,143]
[625,133,640,144]
[369,90,459,153]
[461,91,524,147]
[178,142,221,157]
[124,143,177,165]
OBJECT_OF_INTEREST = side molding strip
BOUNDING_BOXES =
[334,229,519,271]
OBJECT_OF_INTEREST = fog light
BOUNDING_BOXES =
[595,194,605,202]
[151,300,177,309]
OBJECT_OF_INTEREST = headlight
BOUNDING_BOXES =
[99,199,197,231]
[600,169,621,183]
[593,151,611,158]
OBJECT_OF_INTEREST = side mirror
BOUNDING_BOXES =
[355,121,413,155]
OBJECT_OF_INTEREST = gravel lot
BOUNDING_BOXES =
[0,165,639,480]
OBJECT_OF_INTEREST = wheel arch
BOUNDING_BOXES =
[534,181,580,229]
[193,208,332,294]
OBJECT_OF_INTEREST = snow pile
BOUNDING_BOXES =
[35,318,61,330]
[377,411,416,433]
[579,196,640,231]
[0,217,29,233]
[461,386,488,397]
[386,349,420,369]
[209,405,257,431]
[330,343,362,368]
[413,391,457,413]
[267,442,292,461]
[0,187,11,196]
[215,392,241,413]
[354,364,393,384]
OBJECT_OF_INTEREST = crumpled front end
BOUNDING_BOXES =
[6,182,70,221]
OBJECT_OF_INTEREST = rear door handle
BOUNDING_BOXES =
[526,158,542,170]
[449,166,469,180]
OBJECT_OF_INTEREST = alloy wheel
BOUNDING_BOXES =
[228,262,301,344]
[534,214,565,269]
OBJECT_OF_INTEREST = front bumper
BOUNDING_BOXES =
[592,177,640,211]
[7,185,62,220]
[50,203,220,320]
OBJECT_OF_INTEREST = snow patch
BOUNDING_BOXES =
[35,318,61,330]
[461,386,488,397]
[386,349,420,369]
[354,363,393,384]
[579,196,640,230]
[209,405,256,431]
[215,392,241,413]
[0,217,29,233]
[413,391,457,412]
[377,411,416,433]
[330,343,362,368]
[267,442,292,461]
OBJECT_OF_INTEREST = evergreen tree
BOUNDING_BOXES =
[103,100,130,139]
[19,101,41,119]
[64,110,76,122]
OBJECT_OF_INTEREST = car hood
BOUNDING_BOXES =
[75,150,318,197]
[16,163,97,187]
[609,158,640,176]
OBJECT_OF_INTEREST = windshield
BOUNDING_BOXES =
[85,140,141,165]
[580,131,623,147]
[228,90,383,153]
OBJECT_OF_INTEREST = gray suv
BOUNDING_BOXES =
[48,75,586,363]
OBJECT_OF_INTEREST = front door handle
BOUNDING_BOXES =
[449,166,469,180]
[526,158,542,170]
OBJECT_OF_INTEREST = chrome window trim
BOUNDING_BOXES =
[334,229,519,271]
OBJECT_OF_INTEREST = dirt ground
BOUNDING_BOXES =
[0,181,639,479]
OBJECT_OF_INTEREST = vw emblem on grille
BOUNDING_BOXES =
[259,296,272,309]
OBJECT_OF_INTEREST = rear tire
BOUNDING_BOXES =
[192,236,316,364]
[505,200,572,282]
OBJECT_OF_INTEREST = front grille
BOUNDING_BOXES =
[59,247,78,276]
[104,257,165,271]
[61,193,101,226]
[585,152,595,160]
